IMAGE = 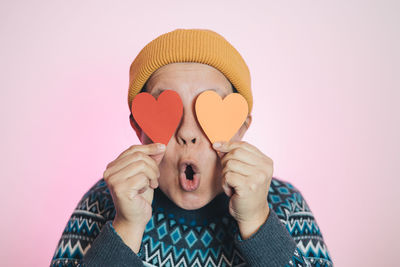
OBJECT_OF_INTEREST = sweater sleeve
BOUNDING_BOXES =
[233,179,333,267]
[233,209,308,267]
[81,221,144,266]
[50,178,145,267]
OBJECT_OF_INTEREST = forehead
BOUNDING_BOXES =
[144,63,233,97]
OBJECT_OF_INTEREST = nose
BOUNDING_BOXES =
[175,109,200,146]
[179,136,197,145]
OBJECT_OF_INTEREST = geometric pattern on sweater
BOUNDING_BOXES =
[139,210,246,266]
[269,178,333,267]
[50,177,333,266]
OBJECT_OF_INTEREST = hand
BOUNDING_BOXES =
[213,140,273,239]
[103,143,165,252]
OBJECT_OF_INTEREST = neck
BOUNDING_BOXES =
[152,187,230,225]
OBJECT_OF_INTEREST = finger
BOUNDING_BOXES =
[224,171,246,195]
[117,143,166,161]
[113,172,150,199]
[220,147,261,168]
[105,151,160,180]
[213,140,261,155]
[215,150,226,159]
[107,159,159,188]
[127,173,153,195]
[107,142,165,172]
[222,158,253,176]
[221,175,233,197]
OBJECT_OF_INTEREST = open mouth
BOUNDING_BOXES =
[185,164,195,180]
[179,161,201,191]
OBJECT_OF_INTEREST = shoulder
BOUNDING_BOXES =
[74,178,116,221]
[50,178,116,264]
[269,178,334,265]
[268,176,312,222]
[81,178,111,198]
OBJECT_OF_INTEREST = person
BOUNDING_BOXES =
[50,29,333,267]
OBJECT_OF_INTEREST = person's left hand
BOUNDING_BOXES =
[213,140,273,239]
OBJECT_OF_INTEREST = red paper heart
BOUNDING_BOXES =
[131,90,183,145]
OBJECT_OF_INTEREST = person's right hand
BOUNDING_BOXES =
[103,143,166,237]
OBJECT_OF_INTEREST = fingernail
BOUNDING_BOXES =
[213,142,221,148]
[158,143,166,151]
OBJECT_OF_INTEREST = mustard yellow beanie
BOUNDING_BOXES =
[127,28,253,113]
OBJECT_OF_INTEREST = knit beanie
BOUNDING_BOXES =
[127,28,253,113]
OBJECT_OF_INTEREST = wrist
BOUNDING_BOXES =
[112,219,146,254]
[237,207,270,240]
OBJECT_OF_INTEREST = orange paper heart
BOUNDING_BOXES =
[195,90,248,144]
[131,90,183,145]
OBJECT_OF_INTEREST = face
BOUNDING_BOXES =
[132,62,251,210]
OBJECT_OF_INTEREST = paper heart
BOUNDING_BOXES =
[131,90,183,145]
[195,90,248,144]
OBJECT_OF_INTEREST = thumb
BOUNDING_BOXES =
[151,151,165,165]
[216,150,226,159]
[148,143,166,165]
[212,142,227,159]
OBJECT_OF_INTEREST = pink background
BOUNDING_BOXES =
[1,0,399,266]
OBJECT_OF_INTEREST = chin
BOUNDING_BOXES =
[176,194,207,210]
[167,185,216,210]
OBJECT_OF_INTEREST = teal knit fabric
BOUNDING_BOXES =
[51,177,333,266]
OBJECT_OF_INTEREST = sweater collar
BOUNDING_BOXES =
[152,187,230,225]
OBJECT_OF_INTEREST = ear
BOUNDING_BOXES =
[237,114,252,140]
[129,114,144,143]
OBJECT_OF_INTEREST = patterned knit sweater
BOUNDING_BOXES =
[51,177,333,266]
